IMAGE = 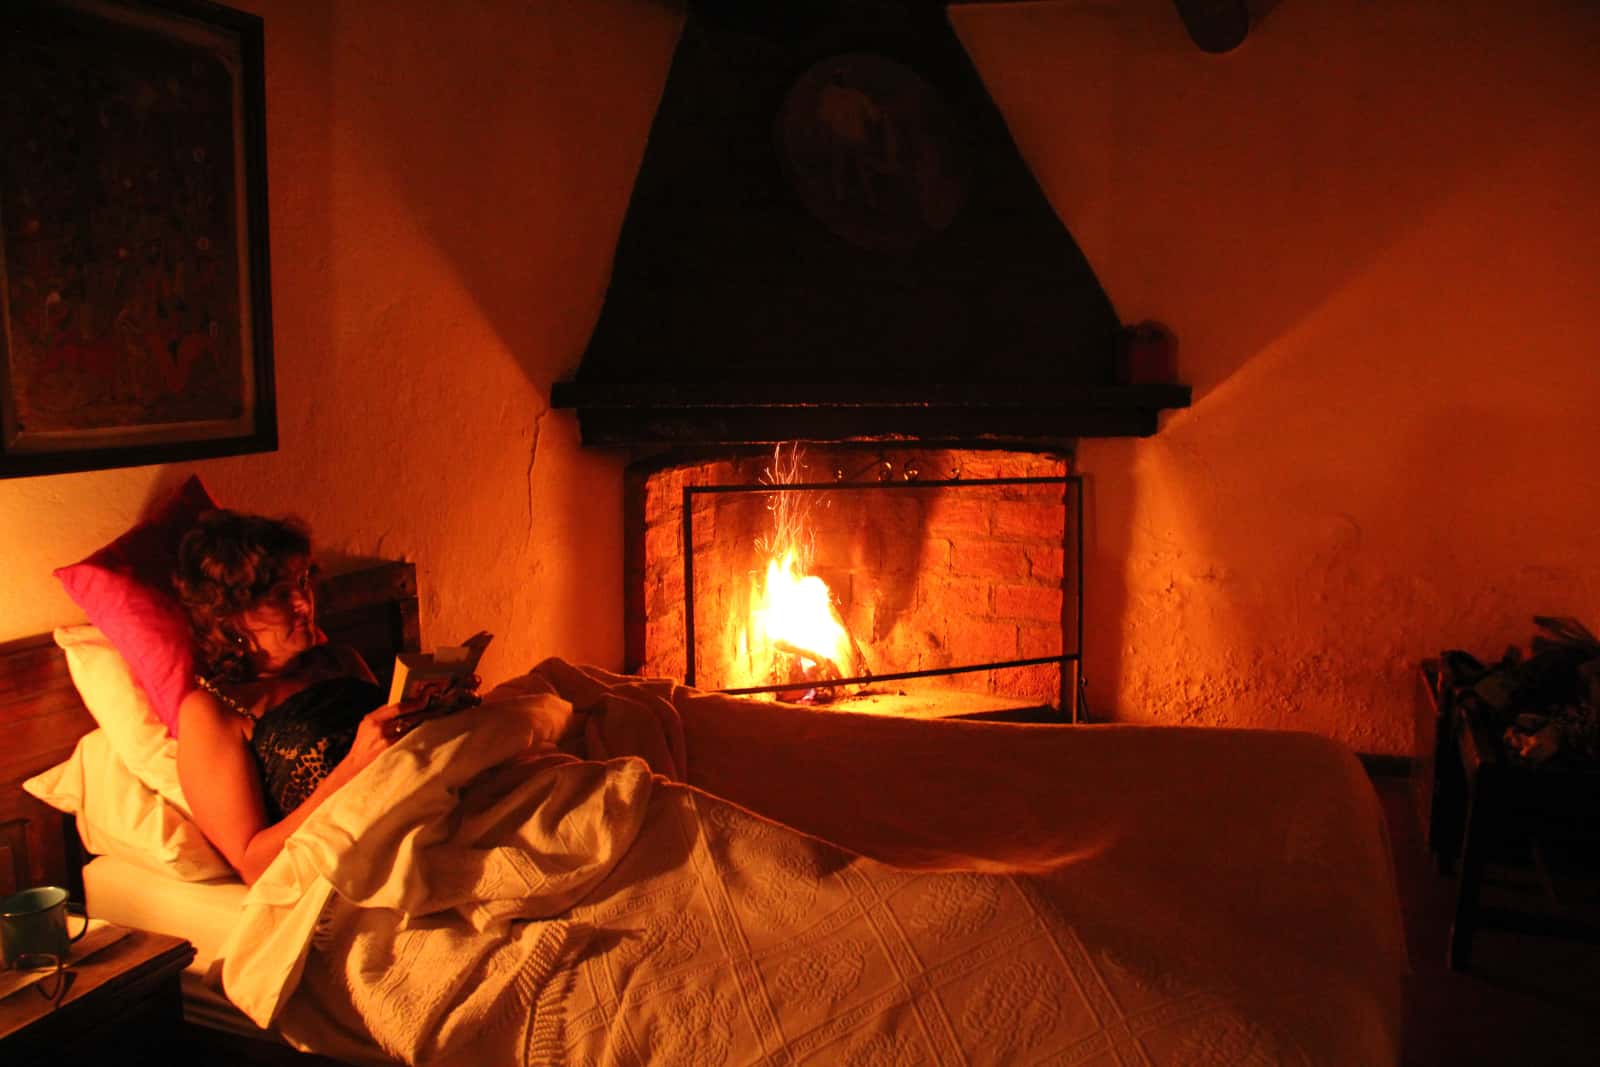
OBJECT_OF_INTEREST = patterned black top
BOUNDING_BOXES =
[250,676,385,821]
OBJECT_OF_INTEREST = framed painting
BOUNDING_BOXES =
[0,0,274,479]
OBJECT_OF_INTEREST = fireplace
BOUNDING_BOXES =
[556,3,1192,720]
[626,443,1080,721]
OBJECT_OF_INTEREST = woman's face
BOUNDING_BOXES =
[237,557,319,673]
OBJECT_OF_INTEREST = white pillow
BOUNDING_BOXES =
[53,624,187,813]
[23,729,234,882]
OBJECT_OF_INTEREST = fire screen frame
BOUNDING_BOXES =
[681,473,1083,722]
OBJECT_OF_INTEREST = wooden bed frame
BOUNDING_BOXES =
[0,560,420,903]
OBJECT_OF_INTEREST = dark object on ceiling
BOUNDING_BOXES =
[1172,0,1250,53]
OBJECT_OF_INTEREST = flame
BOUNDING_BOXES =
[754,548,854,680]
[729,444,862,700]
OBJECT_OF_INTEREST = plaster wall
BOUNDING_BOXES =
[2,1,1596,755]
[956,0,1600,752]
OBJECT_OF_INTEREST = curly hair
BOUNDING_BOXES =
[175,509,313,682]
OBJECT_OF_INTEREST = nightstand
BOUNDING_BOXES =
[0,925,194,1066]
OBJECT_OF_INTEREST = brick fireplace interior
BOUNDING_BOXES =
[626,444,1079,721]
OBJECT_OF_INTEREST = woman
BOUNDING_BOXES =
[173,510,470,884]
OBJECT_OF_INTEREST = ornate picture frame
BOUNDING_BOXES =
[0,0,274,479]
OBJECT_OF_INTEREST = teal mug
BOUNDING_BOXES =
[0,885,88,969]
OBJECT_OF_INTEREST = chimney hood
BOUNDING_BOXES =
[552,1,1190,448]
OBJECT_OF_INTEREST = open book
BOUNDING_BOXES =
[388,631,493,706]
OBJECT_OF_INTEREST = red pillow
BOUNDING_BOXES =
[54,476,217,737]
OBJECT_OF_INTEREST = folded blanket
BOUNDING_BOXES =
[216,659,1405,1066]
[220,684,643,1062]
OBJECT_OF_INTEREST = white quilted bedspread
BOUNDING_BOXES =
[215,670,1399,1066]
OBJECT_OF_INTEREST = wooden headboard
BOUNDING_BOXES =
[0,560,420,899]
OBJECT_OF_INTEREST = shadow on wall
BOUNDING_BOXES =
[961,0,1566,403]
[325,0,682,395]
[252,0,334,445]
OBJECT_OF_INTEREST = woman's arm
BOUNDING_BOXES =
[176,687,405,885]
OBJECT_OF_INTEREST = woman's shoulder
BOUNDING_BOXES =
[180,681,254,737]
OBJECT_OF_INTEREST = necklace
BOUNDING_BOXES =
[195,674,255,722]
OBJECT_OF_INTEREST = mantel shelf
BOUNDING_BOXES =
[550,381,1192,447]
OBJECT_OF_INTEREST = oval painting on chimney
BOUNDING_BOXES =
[776,53,970,254]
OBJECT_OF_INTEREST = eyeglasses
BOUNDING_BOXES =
[263,563,319,606]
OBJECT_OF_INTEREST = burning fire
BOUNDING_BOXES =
[741,445,862,702]
[755,548,855,693]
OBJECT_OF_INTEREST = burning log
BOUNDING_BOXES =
[771,639,845,703]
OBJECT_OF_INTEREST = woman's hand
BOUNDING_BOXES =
[389,676,483,736]
[433,674,483,716]
[342,699,426,774]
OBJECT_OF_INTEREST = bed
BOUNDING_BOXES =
[2,557,1409,1066]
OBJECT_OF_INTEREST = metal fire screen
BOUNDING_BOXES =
[681,473,1083,722]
